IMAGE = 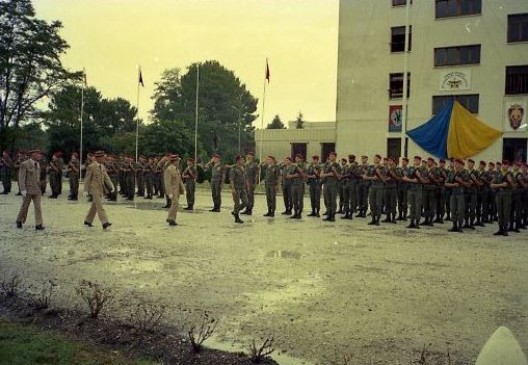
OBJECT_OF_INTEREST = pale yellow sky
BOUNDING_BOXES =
[33,0,339,127]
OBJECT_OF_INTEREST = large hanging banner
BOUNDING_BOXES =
[504,100,527,132]
[388,105,402,132]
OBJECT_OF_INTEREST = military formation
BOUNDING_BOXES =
[2,149,528,235]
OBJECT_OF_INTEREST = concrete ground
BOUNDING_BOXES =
[0,185,527,365]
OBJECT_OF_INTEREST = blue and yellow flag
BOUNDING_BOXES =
[407,99,502,159]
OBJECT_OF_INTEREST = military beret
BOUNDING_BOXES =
[414,156,422,161]
[71,152,79,158]
[268,156,276,161]
[361,155,368,159]
[295,153,304,159]
[235,155,244,161]
[479,160,486,166]
[488,162,495,166]
[467,159,475,164]
[382,157,388,161]
[312,155,320,160]
[285,156,292,161]
[502,160,510,166]
[388,157,396,162]
[454,158,464,164]
[27,149,42,155]
[93,151,105,157]
[212,153,221,158]
[375,154,382,159]
[348,154,356,159]
[246,151,255,156]
[514,161,522,166]
[329,152,337,156]
[427,157,435,162]
[341,158,347,162]
[402,157,409,162]
[439,159,446,163]
[496,161,502,166]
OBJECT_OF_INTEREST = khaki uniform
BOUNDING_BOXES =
[84,161,114,225]
[165,163,185,222]
[16,159,44,226]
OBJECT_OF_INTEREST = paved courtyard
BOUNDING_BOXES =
[1,186,527,364]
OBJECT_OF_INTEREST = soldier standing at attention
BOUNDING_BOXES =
[241,152,259,216]
[520,163,528,229]
[464,159,478,230]
[47,152,61,198]
[122,156,135,201]
[262,156,279,217]
[337,158,347,214]
[182,157,197,210]
[482,162,496,223]
[445,158,469,232]
[38,154,48,195]
[230,155,247,224]
[306,155,322,217]
[476,160,488,226]
[83,151,114,230]
[402,156,425,229]
[67,152,80,200]
[433,159,447,223]
[143,157,155,200]
[420,157,436,226]
[287,154,306,219]
[509,161,524,233]
[205,153,225,212]
[105,155,119,201]
[320,152,341,222]
[280,157,293,215]
[490,161,514,236]
[136,156,146,198]
[363,154,385,226]
[0,150,13,194]
[356,155,370,218]
[16,150,45,230]
[165,155,185,226]
[383,157,398,223]
[13,151,26,195]
[342,154,359,220]
[397,157,409,221]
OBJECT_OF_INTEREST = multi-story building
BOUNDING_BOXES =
[336,0,528,162]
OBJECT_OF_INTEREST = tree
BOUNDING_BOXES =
[267,115,286,129]
[140,119,196,158]
[295,112,304,129]
[150,61,258,162]
[0,0,78,152]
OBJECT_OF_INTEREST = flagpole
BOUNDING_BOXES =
[194,64,199,162]
[259,59,268,165]
[400,0,410,158]
[79,80,85,181]
[135,67,141,164]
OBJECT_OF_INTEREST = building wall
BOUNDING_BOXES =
[336,0,528,160]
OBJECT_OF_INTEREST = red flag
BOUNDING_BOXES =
[265,59,270,83]
[138,68,144,87]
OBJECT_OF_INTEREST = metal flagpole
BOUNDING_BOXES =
[135,67,141,164]
[79,76,85,181]
[194,64,199,162]
[258,59,268,164]
[400,0,411,158]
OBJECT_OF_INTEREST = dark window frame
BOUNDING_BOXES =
[389,73,411,99]
[432,94,479,114]
[435,0,482,19]
[505,65,528,95]
[391,26,412,53]
[392,0,412,6]
[434,44,481,66]
[508,14,528,43]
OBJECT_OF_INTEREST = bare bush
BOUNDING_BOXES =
[34,280,57,309]
[128,300,166,333]
[75,280,113,319]
[0,273,21,297]
[248,337,275,363]
[186,311,217,353]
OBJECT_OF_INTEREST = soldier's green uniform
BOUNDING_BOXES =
[510,167,524,232]
[205,159,225,212]
[0,154,13,194]
[479,167,493,223]
[136,158,146,197]
[67,157,80,200]
[357,161,370,217]
[306,160,321,217]
[48,156,62,198]
[337,161,347,213]
[289,160,306,219]
[39,157,48,194]
[475,165,488,225]
[123,158,136,201]
[280,161,293,214]
[106,159,119,201]
[143,159,155,199]
[421,166,436,226]
[397,163,409,220]
[262,161,279,216]
[447,168,467,231]
[13,154,25,195]
[432,165,446,223]
[243,159,259,215]
[345,160,361,219]
[383,164,398,223]
[492,168,512,235]
[366,164,385,225]
[464,167,478,229]
[182,162,197,209]
[230,163,247,222]
[405,164,423,228]
[321,158,340,221]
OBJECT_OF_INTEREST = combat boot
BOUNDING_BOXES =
[406,219,415,229]
[234,213,244,224]
[307,210,316,217]
[315,209,320,217]
[263,209,272,217]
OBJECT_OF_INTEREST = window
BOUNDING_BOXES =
[291,143,307,160]
[387,138,402,159]
[435,0,481,19]
[391,26,412,52]
[505,66,528,95]
[503,139,527,163]
[434,45,480,66]
[432,95,479,114]
[389,73,411,99]
[320,143,335,162]
[508,14,528,43]
[392,0,412,6]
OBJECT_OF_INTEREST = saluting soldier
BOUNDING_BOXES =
[320,151,341,222]
[182,157,197,210]
[204,153,225,212]
[287,154,306,219]
[241,152,259,216]
[356,155,370,218]
[464,159,478,230]
[363,154,385,226]
[306,155,322,217]
[262,156,279,217]
[83,151,114,230]
[397,157,409,221]
[402,156,425,229]
[67,152,80,200]
[280,157,293,215]
[165,155,185,226]
[490,160,514,236]
[230,155,248,224]
[16,150,45,230]
[445,158,470,233]
[0,150,13,194]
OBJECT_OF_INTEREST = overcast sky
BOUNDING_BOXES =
[33,0,339,127]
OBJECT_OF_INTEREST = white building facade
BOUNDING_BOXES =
[336,0,528,162]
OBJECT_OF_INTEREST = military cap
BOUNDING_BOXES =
[414,156,422,161]
[502,160,510,166]
[93,151,105,157]
[312,155,320,160]
[212,153,221,158]
[479,160,486,166]
[488,162,495,166]
[439,159,446,163]
[427,157,435,162]
[361,155,368,159]
[329,152,337,156]
[382,157,388,161]
[235,155,244,161]
[514,161,522,166]
[468,159,475,164]
[27,149,42,155]
[169,154,180,161]
[375,154,382,159]
[268,155,276,161]
[341,158,347,162]
[453,158,464,165]
[285,156,292,161]
[245,151,255,156]
[348,154,356,159]
[496,161,502,166]
[402,157,409,162]
[295,153,304,159]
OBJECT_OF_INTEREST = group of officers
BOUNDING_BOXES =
[3,148,528,235]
